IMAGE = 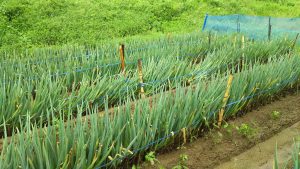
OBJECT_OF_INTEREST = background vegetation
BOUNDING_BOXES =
[0,0,299,48]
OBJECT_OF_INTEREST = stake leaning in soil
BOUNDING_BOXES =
[218,74,234,127]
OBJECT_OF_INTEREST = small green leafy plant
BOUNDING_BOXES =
[271,111,281,120]
[172,154,189,169]
[145,151,159,166]
[236,123,255,139]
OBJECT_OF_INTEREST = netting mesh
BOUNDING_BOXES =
[203,14,300,41]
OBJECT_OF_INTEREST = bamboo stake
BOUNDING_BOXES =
[241,35,245,71]
[138,59,145,98]
[181,128,187,144]
[233,36,237,48]
[119,44,126,76]
[242,35,245,54]
[218,74,234,127]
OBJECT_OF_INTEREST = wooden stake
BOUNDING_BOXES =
[181,128,187,144]
[138,59,145,98]
[218,74,234,127]
[119,44,126,75]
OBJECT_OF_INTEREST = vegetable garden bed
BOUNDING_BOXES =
[143,92,300,169]
[0,32,299,168]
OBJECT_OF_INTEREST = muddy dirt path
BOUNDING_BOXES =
[143,93,300,169]
[215,121,300,169]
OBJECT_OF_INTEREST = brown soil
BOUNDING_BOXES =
[215,121,300,169]
[142,93,300,169]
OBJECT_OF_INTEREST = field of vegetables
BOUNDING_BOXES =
[0,32,299,168]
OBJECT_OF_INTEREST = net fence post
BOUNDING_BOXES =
[268,17,272,41]
[236,15,240,33]
[202,13,208,32]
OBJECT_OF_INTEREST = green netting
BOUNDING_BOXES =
[202,14,300,41]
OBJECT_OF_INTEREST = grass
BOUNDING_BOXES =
[0,0,299,49]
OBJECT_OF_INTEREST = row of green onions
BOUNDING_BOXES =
[0,53,299,168]
[0,38,293,133]
[1,33,292,82]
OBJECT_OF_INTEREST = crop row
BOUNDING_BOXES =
[0,53,299,168]
[0,38,293,133]
[0,33,292,82]
[0,32,215,65]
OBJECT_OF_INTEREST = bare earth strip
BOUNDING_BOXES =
[215,121,300,169]
[143,93,300,169]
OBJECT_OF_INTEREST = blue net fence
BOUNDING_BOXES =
[202,14,300,41]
